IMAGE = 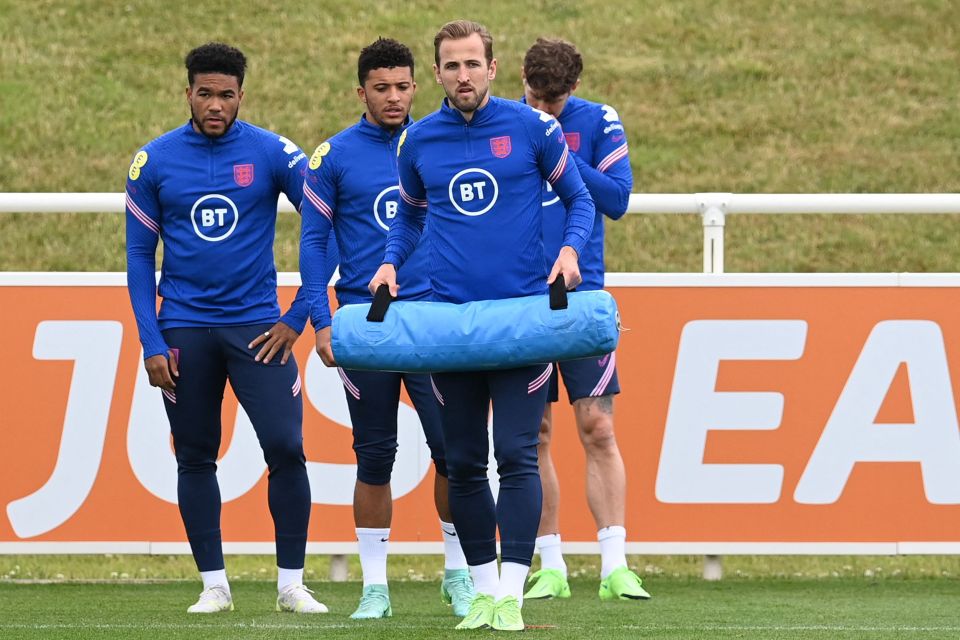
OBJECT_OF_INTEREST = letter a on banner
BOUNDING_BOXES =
[795,321,960,504]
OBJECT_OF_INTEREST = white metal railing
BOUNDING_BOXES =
[3,192,960,276]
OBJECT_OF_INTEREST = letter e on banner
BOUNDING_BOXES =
[656,319,807,504]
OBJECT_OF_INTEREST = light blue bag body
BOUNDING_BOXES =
[331,290,620,373]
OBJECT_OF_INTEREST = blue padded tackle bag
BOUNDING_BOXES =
[331,282,620,373]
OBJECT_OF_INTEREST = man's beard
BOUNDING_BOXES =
[190,106,237,138]
[448,85,488,113]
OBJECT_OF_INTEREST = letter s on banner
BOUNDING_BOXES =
[655,319,807,504]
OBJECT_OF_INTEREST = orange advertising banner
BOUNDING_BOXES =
[2,273,960,551]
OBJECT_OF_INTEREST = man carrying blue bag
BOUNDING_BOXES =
[367,19,596,632]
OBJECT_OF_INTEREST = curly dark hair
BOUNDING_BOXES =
[523,38,582,100]
[358,38,415,86]
[185,42,247,87]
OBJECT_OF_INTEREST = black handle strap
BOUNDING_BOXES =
[366,284,396,322]
[549,275,568,310]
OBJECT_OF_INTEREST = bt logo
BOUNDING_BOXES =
[373,186,400,231]
[541,180,560,207]
[191,194,239,242]
[448,168,499,216]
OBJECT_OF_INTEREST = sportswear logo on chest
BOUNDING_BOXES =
[233,164,254,187]
[448,168,499,217]
[489,136,512,158]
[191,194,239,242]
[564,132,581,152]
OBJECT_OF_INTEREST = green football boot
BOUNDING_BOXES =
[491,595,524,631]
[441,568,477,617]
[350,584,392,619]
[454,593,495,630]
[598,566,652,601]
[524,568,572,600]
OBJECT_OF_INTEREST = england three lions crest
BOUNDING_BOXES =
[233,164,255,187]
[490,136,512,158]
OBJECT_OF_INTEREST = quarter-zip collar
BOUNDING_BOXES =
[357,113,412,141]
[183,118,246,145]
[439,95,500,126]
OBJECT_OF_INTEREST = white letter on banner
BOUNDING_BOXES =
[7,321,123,538]
[127,350,267,504]
[656,320,807,503]
[795,320,960,504]
[303,352,431,504]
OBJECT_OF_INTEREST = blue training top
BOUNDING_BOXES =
[523,95,632,291]
[125,119,334,360]
[300,114,431,331]
[385,96,595,304]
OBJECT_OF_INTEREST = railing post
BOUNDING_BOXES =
[696,193,730,274]
[329,554,348,581]
[697,194,729,581]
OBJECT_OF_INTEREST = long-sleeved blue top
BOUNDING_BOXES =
[523,95,633,291]
[300,114,430,331]
[384,96,595,304]
[125,119,317,359]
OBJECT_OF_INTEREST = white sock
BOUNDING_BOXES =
[440,520,468,570]
[469,559,499,597]
[200,569,229,593]
[496,562,529,605]
[357,527,390,586]
[598,525,628,579]
[535,534,567,576]
[277,567,303,591]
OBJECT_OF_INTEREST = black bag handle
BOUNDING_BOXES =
[549,275,568,310]
[367,284,396,322]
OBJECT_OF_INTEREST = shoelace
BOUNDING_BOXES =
[447,575,474,599]
[359,591,389,606]
[281,584,316,600]
[197,586,229,604]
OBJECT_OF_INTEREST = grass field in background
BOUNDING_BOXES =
[1,0,959,272]
[3,578,960,640]
[7,554,960,582]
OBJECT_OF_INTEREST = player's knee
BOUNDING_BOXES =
[174,441,219,471]
[444,451,488,484]
[355,449,397,485]
[578,411,618,451]
[261,435,306,469]
[537,413,554,446]
[493,444,538,479]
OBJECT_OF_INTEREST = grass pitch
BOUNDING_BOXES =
[2,577,960,640]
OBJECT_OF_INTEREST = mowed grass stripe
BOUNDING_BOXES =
[5,623,960,630]
[2,579,960,640]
